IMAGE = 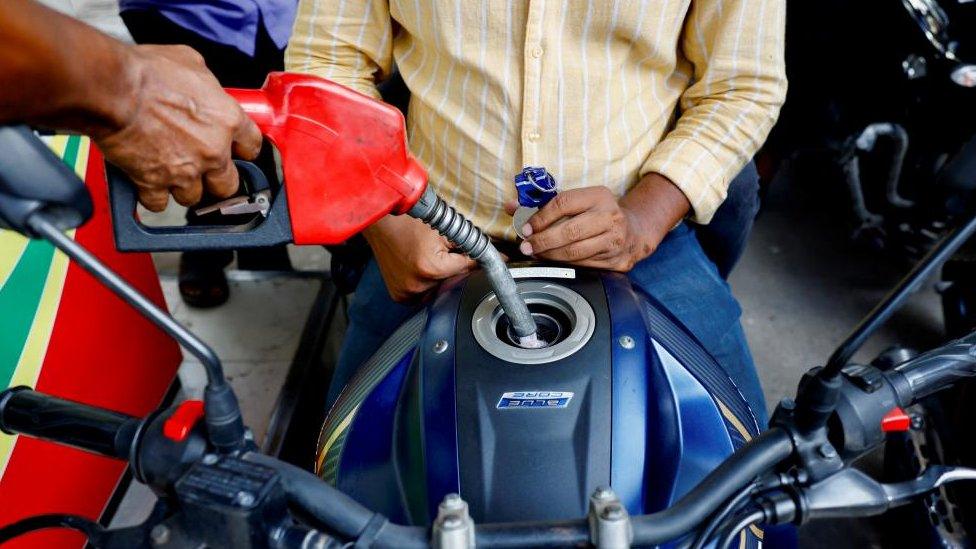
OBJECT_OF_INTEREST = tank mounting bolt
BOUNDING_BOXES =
[433,340,450,354]
[618,335,636,350]
[150,525,171,546]
[202,453,219,465]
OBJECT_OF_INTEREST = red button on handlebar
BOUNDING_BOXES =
[881,406,912,433]
[163,400,205,442]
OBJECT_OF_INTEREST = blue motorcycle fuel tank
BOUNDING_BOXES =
[316,265,762,546]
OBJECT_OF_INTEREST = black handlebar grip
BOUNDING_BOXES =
[889,332,976,405]
[106,159,294,252]
[0,387,142,460]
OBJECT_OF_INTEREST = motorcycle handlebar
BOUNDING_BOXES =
[890,331,976,404]
[0,387,142,460]
[251,429,795,548]
[0,385,796,547]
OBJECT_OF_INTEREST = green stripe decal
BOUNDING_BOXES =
[0,240,55,388]
[62,135,81,171]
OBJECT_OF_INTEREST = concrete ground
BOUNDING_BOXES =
[736,163,943,414]
[733,161,945,548]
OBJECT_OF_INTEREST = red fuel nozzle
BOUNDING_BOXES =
[226,72,428,246]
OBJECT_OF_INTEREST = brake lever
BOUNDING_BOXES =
[800,465,976,521]
[882,465,976,505]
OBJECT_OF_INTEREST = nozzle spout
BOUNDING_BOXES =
[408,187,539,345]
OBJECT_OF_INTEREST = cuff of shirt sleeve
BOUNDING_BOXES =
[640,138,727,225]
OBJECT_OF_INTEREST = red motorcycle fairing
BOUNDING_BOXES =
[0,140,181,548]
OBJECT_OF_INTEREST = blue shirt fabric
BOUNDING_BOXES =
[119,1,298,56]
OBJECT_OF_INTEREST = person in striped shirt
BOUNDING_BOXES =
[287,0,787,424]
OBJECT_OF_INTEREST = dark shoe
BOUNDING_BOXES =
[236,245,292,271]
[178,257,230,308]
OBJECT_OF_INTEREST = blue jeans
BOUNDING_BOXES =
[694,161,761,280]
[331,223,767,426]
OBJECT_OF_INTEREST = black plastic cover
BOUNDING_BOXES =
[173,456,289,549]
[0,126,92,236]
[453,269,613,522]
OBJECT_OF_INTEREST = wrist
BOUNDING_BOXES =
[620,173,691,253]
[75,42,145,138]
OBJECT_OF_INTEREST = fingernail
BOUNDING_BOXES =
[521,224,533,237]
[520,241,533,256]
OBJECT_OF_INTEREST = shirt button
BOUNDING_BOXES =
[527,131,541,141]
[531,46,544,58]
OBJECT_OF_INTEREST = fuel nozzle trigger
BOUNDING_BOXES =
[193,161,272,218]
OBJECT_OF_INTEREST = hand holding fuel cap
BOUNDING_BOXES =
[507,171,691,272]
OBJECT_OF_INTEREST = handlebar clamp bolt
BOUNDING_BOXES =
[432,493,475,549]
[602,504,624,521]
[588,487,633,548]
[441,493,463,509]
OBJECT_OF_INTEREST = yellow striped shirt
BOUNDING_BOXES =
[286,0,787,240]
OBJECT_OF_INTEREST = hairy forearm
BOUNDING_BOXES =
[0,0,139,136]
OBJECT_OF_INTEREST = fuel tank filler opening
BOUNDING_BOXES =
[471,281,597,365]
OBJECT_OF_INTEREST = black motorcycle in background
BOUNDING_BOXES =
[768,0,976,256]
[765,1,976,546]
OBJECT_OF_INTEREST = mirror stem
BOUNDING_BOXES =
[26,213,246,453]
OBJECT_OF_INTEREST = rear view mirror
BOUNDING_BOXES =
[0,125,92,237]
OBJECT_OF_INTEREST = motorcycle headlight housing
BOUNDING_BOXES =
[951,64,976,88]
